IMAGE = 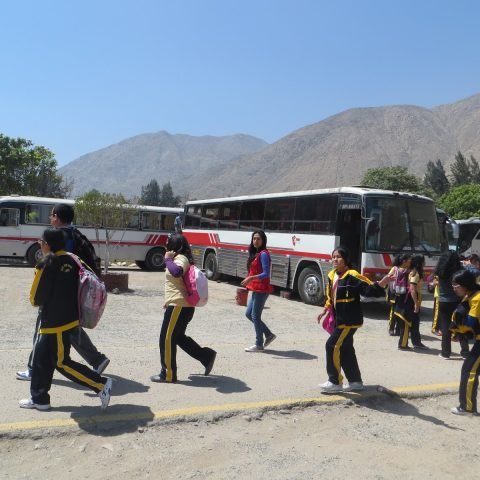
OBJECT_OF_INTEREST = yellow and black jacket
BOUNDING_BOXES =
[324,269,385,327]
[30,251,80,332]
[451,290,480,339]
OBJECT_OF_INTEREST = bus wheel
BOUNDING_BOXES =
[298,267,324,305]
[205,252,221,281]
[135,261,148,270]
[145,248,166,271]
[26,243,42,266]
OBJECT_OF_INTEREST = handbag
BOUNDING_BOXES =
[322,306,336,334]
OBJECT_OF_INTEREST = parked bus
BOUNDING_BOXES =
[0,195,182,270]
[182,187,448,305]
[456,218,480,257]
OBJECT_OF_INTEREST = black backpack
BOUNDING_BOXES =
[62,226,101,276]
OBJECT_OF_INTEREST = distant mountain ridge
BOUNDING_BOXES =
[60,93,480,199]
[60,131,268,198]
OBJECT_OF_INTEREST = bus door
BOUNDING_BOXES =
[0,207,21,257]
[336,204,362,269]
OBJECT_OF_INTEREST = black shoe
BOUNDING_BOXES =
[413,344,429,350]
[204,351,217,376]
[398,346,412,351]
[150,374,176,383]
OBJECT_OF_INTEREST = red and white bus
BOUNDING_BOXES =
[182,187,449,304]
[0,195,182,270]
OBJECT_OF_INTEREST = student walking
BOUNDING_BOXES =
[450,270,480,415]
[241,230,276,352]
[19,229,112,411]
[16,203,109,381]
[435,252,468,359]
[408,255,429,350]
[387,254,412,336]
[316,247,389,392]
[151,234,216,383]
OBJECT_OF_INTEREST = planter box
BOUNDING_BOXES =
[101,272,129,292]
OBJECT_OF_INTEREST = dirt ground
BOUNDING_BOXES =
[0,265,478,479]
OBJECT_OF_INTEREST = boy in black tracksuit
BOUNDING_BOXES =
[19,229,111,410]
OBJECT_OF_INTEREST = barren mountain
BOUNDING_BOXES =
[59,131,268,198]
[60,93,480,200]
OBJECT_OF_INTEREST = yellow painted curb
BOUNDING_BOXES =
[0,382,459,434]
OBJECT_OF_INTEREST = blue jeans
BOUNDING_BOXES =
[245,292,272,347]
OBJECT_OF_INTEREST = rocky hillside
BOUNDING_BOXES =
[60,93,480,200]
[59,131,268,198]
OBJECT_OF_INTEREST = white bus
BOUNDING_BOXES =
[456,218,480,257]
[0,195,182,270]
[182,187,448,305]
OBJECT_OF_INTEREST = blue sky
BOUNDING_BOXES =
[1,0,479,166]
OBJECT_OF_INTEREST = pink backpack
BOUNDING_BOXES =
[183,264,208,307]
[69,253,108,329]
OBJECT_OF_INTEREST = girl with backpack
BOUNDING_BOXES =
[151,233,216,383]
[316,247,390,392]
[19,228,112,411]
[241,230,276,352]
[387,253,412,336]
[408,255,429,350]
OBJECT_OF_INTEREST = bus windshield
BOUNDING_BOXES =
[364,196,443,254]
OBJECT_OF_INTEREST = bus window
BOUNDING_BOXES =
[142,212,162,230]
[162,214,176,231]
[219,202,240,230]
[124,210,140,229]
[185,205,201,228]
[25,203,53,225]
[201,205,219,229]
[0,208,19,227]
[264,198,294,232]
[239,200,265,230]
[294,196,338,233]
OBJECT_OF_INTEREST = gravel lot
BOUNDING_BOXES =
[0,265,478,479]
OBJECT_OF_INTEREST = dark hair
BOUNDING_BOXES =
[37,228,66,268]
[52,203,74,224]
[469,254,480,264]
[332,246,352,269]
[452,269,480,293]
[435,251,463,280]
[166,233,194,264]
[410,254,425,278]
[247,230,268,269]
[393,253,412,267]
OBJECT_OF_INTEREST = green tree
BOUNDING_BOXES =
[361,166,423,193]
[469,155,480,183]
[75,190,128,273]
[0,133,71,197]
[159,181,181,207]
[438,184,480,219]
[423,159,450,197]
[450,151,472,187]
[140,179,161,206]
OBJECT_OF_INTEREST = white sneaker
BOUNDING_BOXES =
[264,334,277,348]
[16,370,32,381]
[319,381,343,393]
[343,382,364,392]
[19,398,51,411]
[245,345,264,352]
[98,377,112,409]
[94,357,110,375]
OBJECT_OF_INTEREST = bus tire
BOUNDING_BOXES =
[205,252,221,281]
[135,260,147,270]
[26,243,42,267]
[297,267,324,305]
[144,248,166,271]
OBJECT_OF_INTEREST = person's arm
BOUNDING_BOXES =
[29,265,54,307]
[165,257,184,277]
[354,271,389,297]
[409,273,420,313]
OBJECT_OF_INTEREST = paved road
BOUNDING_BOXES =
[0,266,464,437]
